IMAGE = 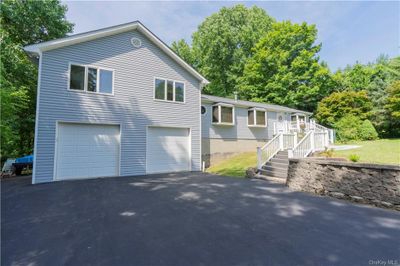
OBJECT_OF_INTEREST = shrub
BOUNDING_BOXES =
[316,90,373,128]
[335,115,379,142]
[349,154,360,162]
[319,148,334,158]
[335,115,363,142]
[358,120,379,140]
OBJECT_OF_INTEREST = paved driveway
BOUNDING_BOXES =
[2,173,400,266]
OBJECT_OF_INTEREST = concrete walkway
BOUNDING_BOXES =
[2,173,399,266]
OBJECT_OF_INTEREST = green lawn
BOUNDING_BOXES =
[207,152,256,177]
[206,139,400,177]
[332,139,400,165]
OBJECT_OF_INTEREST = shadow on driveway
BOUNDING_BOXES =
[2,173,400,266]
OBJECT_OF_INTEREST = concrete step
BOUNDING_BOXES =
[258,168,288,179]
[262,166,288,175]
[274,154,289,159]
[270,158,289,164]
[263,161,289,170]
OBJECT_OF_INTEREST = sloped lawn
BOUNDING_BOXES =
[206,152,256,177]
[332,138,400,165]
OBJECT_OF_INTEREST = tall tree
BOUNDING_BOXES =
[0,0,73,161]
[172,4,274,96]
[238,21,335,111]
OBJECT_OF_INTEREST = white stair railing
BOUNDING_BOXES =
[257,133,282,169]
[289,131,314,158]
[257,133,297,169]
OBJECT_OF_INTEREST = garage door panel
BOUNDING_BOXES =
[147,127,190,174]
[56,123,120,180]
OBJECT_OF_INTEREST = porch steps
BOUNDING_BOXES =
[257,150,289,179]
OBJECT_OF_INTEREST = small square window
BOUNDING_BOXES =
[212,104,234,125]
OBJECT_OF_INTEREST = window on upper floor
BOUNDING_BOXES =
[212,103,234,125]
[69,64,114,94]
[248,108,267,127]
[154,78,185,103]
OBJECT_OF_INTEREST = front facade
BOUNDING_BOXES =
[25,21,313,183]
[201,95,311,166]
[25,22,208,183]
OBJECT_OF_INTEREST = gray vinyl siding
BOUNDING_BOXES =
[35,30,201,183]
[201,103,290,140]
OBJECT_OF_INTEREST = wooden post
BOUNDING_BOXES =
[294,132,298,147]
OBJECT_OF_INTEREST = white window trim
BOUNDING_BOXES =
[153,77,185,104]
[212,103,235,126]
[68,62,115,96]
[247,107,267,128]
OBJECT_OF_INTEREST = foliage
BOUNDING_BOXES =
[319,148,334,158]
[334,115,378,142]
[358,120,379,140]
[331,56,400,137]
[238,21,335,112]
[0,0,73,161]
[172,4,274,96]
[334,115,363,142]
[348,154,360,162]
[316,91,372,128]
[171,39,195,67]
[385,80,400,120]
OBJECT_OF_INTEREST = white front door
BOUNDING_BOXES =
[276,113,286,133]
[146,127,190,174]
[55,123,120,180]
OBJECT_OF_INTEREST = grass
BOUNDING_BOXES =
[207,152,256,177]
[331,138,400,165]
[206,139,400,177]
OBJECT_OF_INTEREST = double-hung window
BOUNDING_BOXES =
[212,103,234,125]
[154,78,184,102]
[69,64,114,94]
[248,108,267,127]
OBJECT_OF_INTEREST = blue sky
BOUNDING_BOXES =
[63,1,399,71]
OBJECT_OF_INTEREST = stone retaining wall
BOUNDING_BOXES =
[286,158,400,210]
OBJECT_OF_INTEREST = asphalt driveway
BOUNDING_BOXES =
[2,173,400,266]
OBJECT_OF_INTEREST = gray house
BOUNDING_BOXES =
[25,21,321,184]
[200,94,312,166]
[24,21,208,184]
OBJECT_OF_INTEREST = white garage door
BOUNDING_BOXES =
[55,123,120,180]
[146,127,190,174]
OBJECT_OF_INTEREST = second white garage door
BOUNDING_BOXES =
[55,123,120,180]
[146,127,191,174]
